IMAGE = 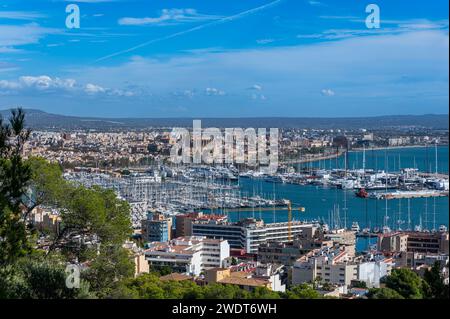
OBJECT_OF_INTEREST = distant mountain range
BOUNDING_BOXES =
[0,109,448,130]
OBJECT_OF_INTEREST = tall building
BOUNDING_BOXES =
[141,212,172,243]
[175,212,227,237]
[192,217,314,253]
[144,236,230,276]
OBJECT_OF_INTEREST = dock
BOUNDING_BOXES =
[371,190,448,200]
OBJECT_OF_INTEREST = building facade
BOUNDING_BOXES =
[144,236,230,276]
[192,217,314,253]
[141,212,172,243]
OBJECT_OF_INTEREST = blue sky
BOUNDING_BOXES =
[0,0,448,117]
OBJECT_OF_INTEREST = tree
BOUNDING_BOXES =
[352,281,368,289]
[24,157,66,214]
[120,273,165,299]
[284,284,322,299]
[83,245,135,298]
[0,108,32,265]
[0,256,92,299]
[48,185,132,260]
[1,109,135,299]
[202,284,250,299]
[367,287,405,299]
[423,262,449,299]
[252,287,281,299]
[385,268,426,299]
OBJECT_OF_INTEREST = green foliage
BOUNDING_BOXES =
[283,284,322,299]
[116,273,285,300]
[385,268,426,299]
[367,287,405,299]
[202,283,251,299]
[1,109,134,299]
[149,265,174,276]
[252,287,281,299]
[83,245,135,298]
[352,281,367,289]
[423,262,449,299]
[26,157,65,208]
[0,108,32,265]
[368,266,449,300]
[0,257,92,299]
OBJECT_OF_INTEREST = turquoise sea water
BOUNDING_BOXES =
[221,147,449,233]
[298,145,448,174]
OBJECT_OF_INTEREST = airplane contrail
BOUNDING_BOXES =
[95,0,283,63]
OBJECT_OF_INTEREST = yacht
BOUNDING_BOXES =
[351,222,360,232]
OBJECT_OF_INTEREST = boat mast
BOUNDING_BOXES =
[435,141,438,176]
[362,145,366,173]
[384,149,388,230]
[407,198,412,231]
[433,197,437,232]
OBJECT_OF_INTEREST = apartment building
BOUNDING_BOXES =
[144,236,230,276]
[205,263,286,292]
[292,246,357,287]
[258,226,334,266]
[192,217,314,253]
[192,218,244,249]
[378,231,449,254]
[378,232,408,253]
[292,246,392,288]
[141,212,172,243]
[175,212,227,237]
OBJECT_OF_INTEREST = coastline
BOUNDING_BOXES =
[349,144,449,153]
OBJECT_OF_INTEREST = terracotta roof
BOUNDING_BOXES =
[219,276,270,287]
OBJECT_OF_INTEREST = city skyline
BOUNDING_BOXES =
[0,0,449,117]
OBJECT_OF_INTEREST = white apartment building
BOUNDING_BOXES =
[144,236,230,276]
[292,247,392,288]
[292,246,357,287]
[357,259,391,288]
[192,218,314,253]
[244,222,315,254]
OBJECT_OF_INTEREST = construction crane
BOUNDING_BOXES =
[222,200,306,241]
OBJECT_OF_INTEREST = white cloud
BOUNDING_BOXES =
[205,87,225,96]
[0,47,22,53]
[0,79,21,90]
[0,75,135,97]
[308,1,323,6]
[19,75,76,90]
[85,83,105,94]
[251,93,267,100]
[51,29,448,115]
[0,23,59,48]
[249,84,263,91]
[321,89,335,96]
[256,39,275,44]
[0,11,46,20]
[297,19,449,41]
[118,9,221,26]
[97,0,283,61]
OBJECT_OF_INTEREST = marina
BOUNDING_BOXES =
[64,146,449,238]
